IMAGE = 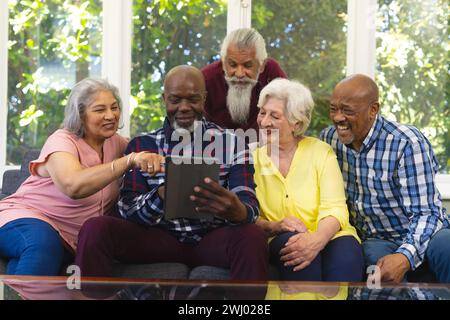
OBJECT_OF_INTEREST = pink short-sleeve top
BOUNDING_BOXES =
[0,129,128,251]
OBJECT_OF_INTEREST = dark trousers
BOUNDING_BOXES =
[75,216,268,281]
[269,232,364,282]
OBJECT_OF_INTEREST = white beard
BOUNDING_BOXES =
[173,119,199,133]
[225,76,258,125]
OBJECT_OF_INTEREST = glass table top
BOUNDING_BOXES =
[1,275,449,301]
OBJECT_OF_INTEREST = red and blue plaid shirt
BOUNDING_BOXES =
[118,117,260,243]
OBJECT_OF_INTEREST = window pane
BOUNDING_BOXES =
[252,0,348,136]
[376,0,449,172]
[130,0,227,137]
[7,0,102,165]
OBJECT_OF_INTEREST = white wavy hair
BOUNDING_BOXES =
[257,78,314,137]
[220,28,267,65]
[63,78,122,137]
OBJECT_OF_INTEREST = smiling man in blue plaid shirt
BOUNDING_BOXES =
[320,74,450,283]
[75,65,268,283]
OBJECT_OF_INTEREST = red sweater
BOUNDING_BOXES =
[201,58,287,131]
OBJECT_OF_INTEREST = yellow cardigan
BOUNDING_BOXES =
[253,136,359,242]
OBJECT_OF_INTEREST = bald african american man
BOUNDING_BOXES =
[320,74,450,284]
[75,66,268,291]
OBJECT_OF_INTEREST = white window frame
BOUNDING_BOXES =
[0,0,448,198]
[346,0,377,78]
[227,0,252,33]
[102,0,133,138]
[0,1,9,185]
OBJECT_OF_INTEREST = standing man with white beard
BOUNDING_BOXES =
[202,28,287,130]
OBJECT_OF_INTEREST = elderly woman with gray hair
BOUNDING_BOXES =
[0,78,157,276]
[254,78,364,282]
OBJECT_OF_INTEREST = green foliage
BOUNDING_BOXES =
[130,0,227,135]
[376,0,449,172]
[7,0,101,164]
[129,79,166,135]
[251,0,348,138]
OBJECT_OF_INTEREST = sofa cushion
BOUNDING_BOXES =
[112,262,189,279]
[1,170,22,197]
[188,266,231,280]
[19,150,41,175]
[1,149,40,198]
[0,258,190,279]
[0,257,7,274]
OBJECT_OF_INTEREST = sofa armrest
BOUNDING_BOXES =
[1,169,23,197]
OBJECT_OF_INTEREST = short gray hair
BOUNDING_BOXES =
[220,28,268,65]
[63,78,122,137]
[257,78,314,137]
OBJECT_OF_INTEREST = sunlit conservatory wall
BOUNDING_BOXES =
[0,0,448,196]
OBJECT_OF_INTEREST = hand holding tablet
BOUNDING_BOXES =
[189,177,248,223]
[164,156,220,221]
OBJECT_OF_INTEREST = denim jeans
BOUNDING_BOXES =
[0,218,72,275]
[362,228,450,283]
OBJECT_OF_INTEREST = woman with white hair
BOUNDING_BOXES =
[254,78,364,281]
[0,78,158,276]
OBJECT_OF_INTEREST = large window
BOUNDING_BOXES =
[6,0,102,165]
[1,0,449,183]
[376,0,449,172]
[130,0,227,137]
[253,0,348,137]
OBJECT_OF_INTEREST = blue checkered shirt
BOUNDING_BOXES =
[320,115,449,270]
[118,117,260,244]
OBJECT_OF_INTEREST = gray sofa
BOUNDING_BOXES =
[0,150,234,280]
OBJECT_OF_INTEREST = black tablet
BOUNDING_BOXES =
[164,156,220,221]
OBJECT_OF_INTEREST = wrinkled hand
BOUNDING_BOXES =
[133,152,165,176]
[189,177,247,222]
[279,232,324,271]
[276,216,307,234]
[377,253,410,284]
